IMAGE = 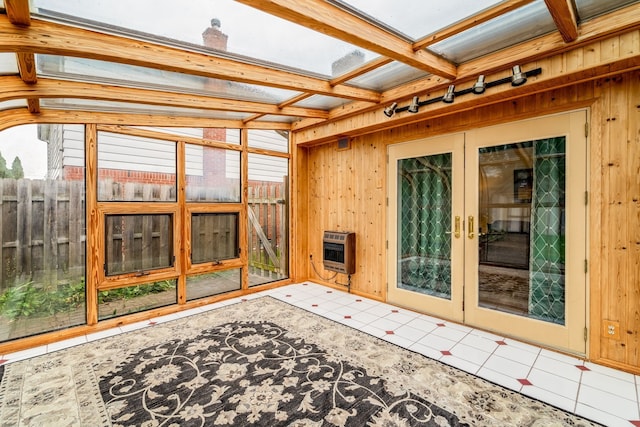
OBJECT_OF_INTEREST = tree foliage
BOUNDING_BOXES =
[10,156,24,179]
[0,153,25,179]
[0,151,8,178]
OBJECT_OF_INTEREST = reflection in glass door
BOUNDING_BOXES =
[465,111,587,354]
[477,138,566,325]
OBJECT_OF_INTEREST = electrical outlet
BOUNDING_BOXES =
[603,320,621,340]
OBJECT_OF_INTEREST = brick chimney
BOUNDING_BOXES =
[202,18,228,51]
[201,18,228,173]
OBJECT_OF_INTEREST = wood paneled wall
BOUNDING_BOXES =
[294,70,640,372]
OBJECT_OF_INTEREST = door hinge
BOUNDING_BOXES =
[585,191,588,205]
[584,122,589,137]
[584,327,588,342]
[584,260,588,273]
[462,299,464,311]
[385,240,388,249]
[386,197,389,206]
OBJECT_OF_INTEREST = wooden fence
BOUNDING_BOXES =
[248,182,288,282]
[0,178,85,291]
[0,178,287,292]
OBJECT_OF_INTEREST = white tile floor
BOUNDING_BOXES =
[2,281,639,426]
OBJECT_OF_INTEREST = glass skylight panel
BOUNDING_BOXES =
[292,95,350,110]
[33,0,377,78]
[348,62,429,92]
[332,0,503,40]
[36,55,300,104]
[575,0,639,21]
[0,100,27,111]
[430,0,556,64]
[40,99,254,120]
[0,53,19,75]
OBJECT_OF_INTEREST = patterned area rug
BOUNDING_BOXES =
[0,297,600,426]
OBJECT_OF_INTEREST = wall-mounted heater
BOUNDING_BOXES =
[323,231,356,274]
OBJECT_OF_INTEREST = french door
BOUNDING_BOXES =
[387,111,588,354]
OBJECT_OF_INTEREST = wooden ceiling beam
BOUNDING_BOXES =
[15,52,36,83]
[0,16,381,103]
[0,109,291,132]
[293,2,640,132]
[0,76,328,119]
[5,0,40,112]
[4,0,31,26]
[26,98,40,113]
[413,0,536,50]
[293,28,640,144]
[236,0,457,79]
[544,0,579,43]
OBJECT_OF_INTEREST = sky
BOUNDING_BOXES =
[30,0,501,75]
[0,126,47,179]
[0,0,501,179]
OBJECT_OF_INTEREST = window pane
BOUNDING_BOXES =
[248,129,289,153]
[191,213,239,264]
[98,279,177,320]
[0,124,86,342]
[248,154,289,286]
[186,145,240,202]
[186,269,241,301]
[98,132,176,201]
[105,214,173,275]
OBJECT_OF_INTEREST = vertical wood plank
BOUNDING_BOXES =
[16,178,32,282]
[43,179,58,285]
[626,71,640,366]
[86,124,99,325]
[68,180,82,278]
[588,79,605,362]
[142,214,152,270]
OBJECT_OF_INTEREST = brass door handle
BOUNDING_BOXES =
[468,216,474,239]
[454,216,461,238]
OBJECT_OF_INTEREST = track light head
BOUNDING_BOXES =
[383,102,398,117]
[472,75,486,94]
[442,85,455,103]
[511,65,527,86]
[408,96,419,113]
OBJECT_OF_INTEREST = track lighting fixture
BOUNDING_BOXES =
[472,75,486,94]
[408,96,419,113]
[382,66,541,118]
[383,102,398,117]
[442,85,455,103]
[511,65,527,86]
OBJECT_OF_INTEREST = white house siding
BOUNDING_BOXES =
[41,126,287,182]
[98,132,177,174]
[248,129,288,153]
[248,153,288,183]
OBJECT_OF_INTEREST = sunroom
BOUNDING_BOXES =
[0,0,639,424]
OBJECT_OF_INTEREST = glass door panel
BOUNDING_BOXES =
[477,137,567,323]
[465,111,587,354]
[388,134,464,322]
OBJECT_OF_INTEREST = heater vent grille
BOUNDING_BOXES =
[322,231,355,274]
